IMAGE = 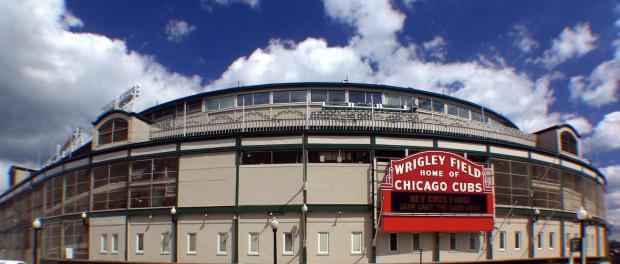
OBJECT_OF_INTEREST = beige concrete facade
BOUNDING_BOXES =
[178,152,236,207]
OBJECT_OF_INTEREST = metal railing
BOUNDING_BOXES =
[150,106,536,146]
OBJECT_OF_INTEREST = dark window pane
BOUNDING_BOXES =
[432,101,444,113]
[273,91,289,103]
[206,98,219,111]
[369,92,382,104]
[349,91,365,104]
[254,92,269,105]
[242,151,271,164]
[458,107,469,119]
[154,158,178,180]
[220,96,234,109]
[131,160,152,182]
[238,94,253,106]
[311,90,327,102]
[389,233,397,251]
[273,150,302,164]
[447,105,458,116]
[290,90,306,102]
[308,150,338,163]
[418,98,431,110]
[471,111,482,122]
[328,90,345,103]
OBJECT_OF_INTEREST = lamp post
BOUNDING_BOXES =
[301,204,308,264]
[270,216,279,264]
[576,207,588,264]
[80,211,89,226]
[32,218,42,264]
[530,207,540,258]
[170,206,177,263]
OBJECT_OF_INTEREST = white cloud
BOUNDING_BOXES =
[422,36,447,60]
[535,23,598,69]
[569,59,620,107]
[562,114,593,135]
[203,0,260,9]
[511,24,538,53]
[165,20,196,42]
[207,0,562,133]
[0,0,201,186]
[0,161,9,193]
[62,10,83,29]
[583,111,620,152]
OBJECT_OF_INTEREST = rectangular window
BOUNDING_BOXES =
[241,150,303,164]
[384,94,401,106]
[418,98,432,111]
[447,104,459,116]
[432,101,445,113]
[161,232,171,254]
[308,150,370,163]
[206,97,220,111]
[351,232,362,254]
[187,233,197,254]
[254,92,269,105]
[471,111,482,122]
[248,233,259,255]
[283,232,293,255]
[290,90,306,102]
[515,231,521,250]
[549,232,555,249]
[217,233,227,255]
[273,91,289,103]
[389,233,398,252]
[499,231,506,250]
[136,233,144,253]
[111,234,119,253]
[101,234,109,253]
[412,233,421,251]
[449,233,456,250]
[328,90,345,103]
[537,232,543,250]
[311,90,327,102]
[318,232,329,254]
[220,96,234,109]
[348,90,381,105]
[458,107,470,119]
[565,233,570,250]
[468,233,477,250]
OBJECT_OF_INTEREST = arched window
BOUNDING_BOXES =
[560,131,578,155]
[98,119,128,144]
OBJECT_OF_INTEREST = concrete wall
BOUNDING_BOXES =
[306,212,371,264]
[127,215,173,263]
[533,218,561,259]
[89,216,126,262]
[238,212,302,264]
[375,232,434,263]
[176,213,233,264]
[492,217,529,261]
[307,164,370,204]
[239,165,303,206]
[178,152,236,207]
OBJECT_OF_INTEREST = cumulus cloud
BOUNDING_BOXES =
[62,10,83,29]
[0,0,202,189]
[511,24,538,53]
[165,20,196,42]
[602,165,620,239]
[201,0,260,10]
[535,23,598,69]
[562,114,593,135]
[583,111,620,153]
[422,36,447,60]
[569,60,620,107]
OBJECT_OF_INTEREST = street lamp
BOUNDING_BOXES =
[170,206,177,263]
[301,204,308,264]
[80,211,89,226]
[270,216,279,264]
[32,218,42,264]
[576,207,588,264]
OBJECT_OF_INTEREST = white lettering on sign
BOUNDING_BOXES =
[393,154,481,178]
[394,180,482,193]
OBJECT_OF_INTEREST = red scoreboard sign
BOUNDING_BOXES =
[381,151,495,232]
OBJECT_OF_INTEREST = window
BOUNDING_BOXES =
[273,90,306,103]
[311,90,345,103]
[515,232,521,250]
[418,98,432,111]
[130,157,178,208]
[471,111,483,122]
[161,232,171,254]
[101,234,109,253]
[468,233,477,250]
[98,119,128,144]
[537,232,543,250]
[136,233,144,253]
[187,233,197,254]
[351,232,362,254]
[308,150,370,163]
[458,107,470,119]
[412,233,421,251]
[206,96,234,111]
[241,150,303,164]
[499,231,506,250]
[217,233,227,255]
[549,232,555,249]
[389,233,398,252]
[318,232,329,254]
[248,233,259,255]
[111,234,119,253]
[447,104,459,116]
[238,92,269,106]
[93,163,128,211]
[384,94,402,107]
[348,91,382,105]
[449,233,456,250]
[560,131,578,155]
[283,232,294,255]
[565,233,570,250]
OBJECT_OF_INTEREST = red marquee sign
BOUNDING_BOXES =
[381,151,494,232]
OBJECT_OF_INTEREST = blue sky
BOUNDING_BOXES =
[0,0,619,237]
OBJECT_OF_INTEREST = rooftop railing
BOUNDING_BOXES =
[149,105,536,147]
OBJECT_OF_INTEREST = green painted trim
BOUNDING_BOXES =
[178,146,237,156]
[302,133,308,264]
[560,219,566,257]
[306,204,371,212]
[177,206,237,214]
[239,144,303,151]
[234,136,240,264]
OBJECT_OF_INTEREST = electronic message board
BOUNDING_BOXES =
[380,151,494,232]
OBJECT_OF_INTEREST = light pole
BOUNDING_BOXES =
[270,216,279,264]
[170,206,177,263]
[301,204,308,264]
[32,218,42,264]
[576,207,588,264]
[530,207,540,259]
[80,211,89,226]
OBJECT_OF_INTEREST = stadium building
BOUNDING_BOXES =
[0,82,608,263]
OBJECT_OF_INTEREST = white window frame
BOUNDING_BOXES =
[136,233,144,253]
[498,231,506,251]
[318,232,329,255]
[537,232,543,250]
[161,232,171,254]
[514,231,521,251]
[351,232,362,254]
[217,232,228,255]
[100,234,109,253]
[248,233,259,255]
[449,233,457,251]
[283,232,294,255]
[111,234,119,254]
[549,232,555,249]
[187,233,197,254]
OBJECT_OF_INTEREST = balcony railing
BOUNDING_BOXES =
[149,105,536,147]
